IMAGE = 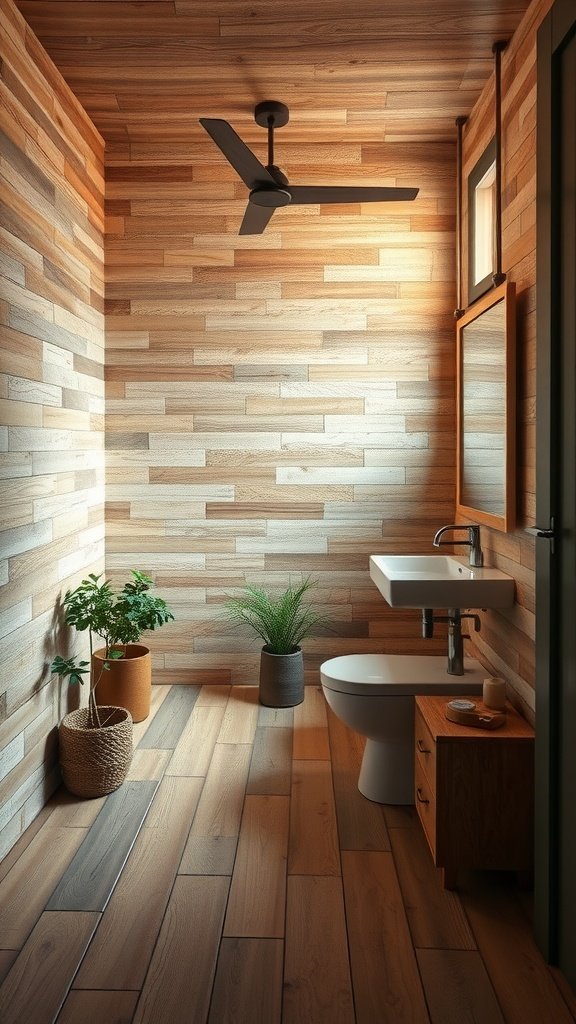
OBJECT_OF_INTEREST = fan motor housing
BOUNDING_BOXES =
[249,187,291,208]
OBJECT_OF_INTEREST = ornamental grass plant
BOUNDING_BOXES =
[225,576,327,655]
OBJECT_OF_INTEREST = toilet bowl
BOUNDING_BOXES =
[320,654,484,804]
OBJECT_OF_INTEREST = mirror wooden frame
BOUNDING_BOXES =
[456,280,516,532]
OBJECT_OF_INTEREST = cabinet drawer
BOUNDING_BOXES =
[414,707,436,791]
[415,759,437,858]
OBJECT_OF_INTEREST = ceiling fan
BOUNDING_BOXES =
[199,101,419,235]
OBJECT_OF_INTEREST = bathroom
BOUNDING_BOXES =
[1,0,576,1020]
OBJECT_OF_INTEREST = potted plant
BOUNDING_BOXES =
[225,576,327,707]
[51,571,174,798]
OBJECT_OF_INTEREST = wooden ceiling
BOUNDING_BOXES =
[15,0,531,149]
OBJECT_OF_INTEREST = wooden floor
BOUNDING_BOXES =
[0,683,574,1024]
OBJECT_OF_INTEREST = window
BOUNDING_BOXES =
[468,138,497,303]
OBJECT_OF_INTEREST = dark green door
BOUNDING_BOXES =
[534,0,576,984]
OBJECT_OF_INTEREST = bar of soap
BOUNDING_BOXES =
[447,699,476,712]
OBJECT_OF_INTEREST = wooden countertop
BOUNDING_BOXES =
[415,695,534,741]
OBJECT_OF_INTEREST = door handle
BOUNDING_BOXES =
[525,517,555,552]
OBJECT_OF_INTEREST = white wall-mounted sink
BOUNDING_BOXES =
[369,554,515,609]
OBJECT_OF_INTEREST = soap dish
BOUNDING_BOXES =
[445,701,506,730]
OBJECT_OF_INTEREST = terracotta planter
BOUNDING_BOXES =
[259,645,304,707]
[59,705,133,798]
[93,644,151,723]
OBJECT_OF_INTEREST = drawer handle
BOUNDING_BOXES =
[416,787,430,805]
[417,738,431,754]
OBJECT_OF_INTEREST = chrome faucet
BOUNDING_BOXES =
[432,524,484,567]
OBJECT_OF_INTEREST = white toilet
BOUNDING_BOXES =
[320,653,485,804]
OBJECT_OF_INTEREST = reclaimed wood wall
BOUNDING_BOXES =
[0,0,105,856]
[460,0,553,718]
[1,0,548,859]
[105,139,457,684]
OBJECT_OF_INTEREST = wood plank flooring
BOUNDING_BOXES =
[0,683,574,1024]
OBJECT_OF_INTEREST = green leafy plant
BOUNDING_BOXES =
[225,576,327,655]
[50,571,174,727]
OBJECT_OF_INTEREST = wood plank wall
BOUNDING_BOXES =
[0,0,105,856]
[460,0,553,719]
[104,140,457,684]
[0,0,547,860]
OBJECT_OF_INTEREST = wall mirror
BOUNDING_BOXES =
[456,281,516,532]
[468,137,497,304]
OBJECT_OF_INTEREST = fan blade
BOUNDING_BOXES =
[239,201,276,235]
[199,118,276,190]
[287,185,419,204]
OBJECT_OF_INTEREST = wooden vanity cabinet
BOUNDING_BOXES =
[414,695,535,889]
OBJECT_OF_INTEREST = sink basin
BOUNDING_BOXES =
[369,554,515,609]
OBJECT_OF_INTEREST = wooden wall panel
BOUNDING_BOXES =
[0,0,105,855]
[105,141,456,683]
[2,0,544,856]
[460,0,552,718]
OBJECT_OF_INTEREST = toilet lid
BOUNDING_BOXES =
[320,654,485,696]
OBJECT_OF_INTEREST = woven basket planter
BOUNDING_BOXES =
[59,705,133,798]
[93,644,152,723]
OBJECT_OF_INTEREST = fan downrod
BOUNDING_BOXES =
[254,101,289,129]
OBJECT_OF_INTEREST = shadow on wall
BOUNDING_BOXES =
[43,595,82,720]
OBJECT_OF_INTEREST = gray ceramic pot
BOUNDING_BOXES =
[259,645,304,707]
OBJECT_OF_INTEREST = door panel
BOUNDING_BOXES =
[557,22,576,985]
[535,0,576,983]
